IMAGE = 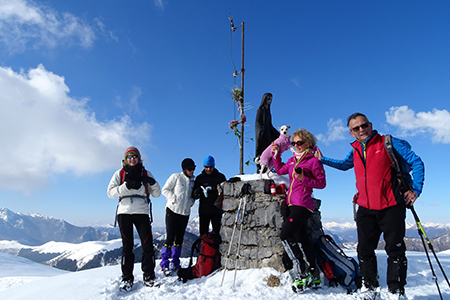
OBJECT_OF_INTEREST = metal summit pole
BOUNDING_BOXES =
[230,16,246,175]
[239,22,245,175]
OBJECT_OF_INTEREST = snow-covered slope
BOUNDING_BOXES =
[0,252,67,292]
[0,250,449,300]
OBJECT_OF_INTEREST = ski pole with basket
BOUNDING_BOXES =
[410,205,449,300]
[221,182,253,287]
[385,134,449,299]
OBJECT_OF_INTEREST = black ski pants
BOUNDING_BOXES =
[165,207,189,246]
[118,214,155,281]
[356,205,407,287]
[199,212,222,236]
[356,204,406,259]
[280,205,316,271]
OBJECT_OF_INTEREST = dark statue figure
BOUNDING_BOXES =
[255,93,279,161]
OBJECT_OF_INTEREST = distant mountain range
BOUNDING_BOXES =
[0,208,200,271]
[0,208,121,246]
[322,220,450,252]
[1,207,450,272]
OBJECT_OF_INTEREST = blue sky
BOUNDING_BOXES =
[1,0,450,227]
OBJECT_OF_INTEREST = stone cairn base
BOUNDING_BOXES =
[219,178,323,273]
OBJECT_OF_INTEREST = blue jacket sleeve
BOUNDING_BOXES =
[321,149,354,171]
[392,137,425,196]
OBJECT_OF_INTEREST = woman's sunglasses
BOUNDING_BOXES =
[291,141,305,147]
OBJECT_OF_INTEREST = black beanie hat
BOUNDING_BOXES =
[182,158,196,170]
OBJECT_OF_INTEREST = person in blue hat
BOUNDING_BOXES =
[192,155,227,237]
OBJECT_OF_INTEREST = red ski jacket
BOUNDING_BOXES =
[352,134,403,210]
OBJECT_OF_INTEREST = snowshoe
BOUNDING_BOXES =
[162,268,172,276]
[119,279,133,292]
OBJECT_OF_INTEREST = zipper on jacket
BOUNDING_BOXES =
[354,146,370,209]
[287,152,307,206]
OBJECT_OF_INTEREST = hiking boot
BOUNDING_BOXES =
[119,278,133,292]
[291,273,313,293]
[387,256,407,297]
[309,267,321,289]
[388,282,405,296]
[170,261,181,271]
[143,273,157,287]
[354,286,380,300]
[359,255,379,289]
[161,268,172,276]
[292,276,307,293]
[310,274,321,289]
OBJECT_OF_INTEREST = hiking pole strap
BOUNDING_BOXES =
[149,200,153,223]
[114,204,119,227]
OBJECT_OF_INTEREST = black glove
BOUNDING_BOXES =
[143,176,156,186]
[126,180,142,190]
[206,186,213,195]
[193,187,203,199]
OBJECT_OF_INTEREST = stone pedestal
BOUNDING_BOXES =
[220,179,286,272]
[219,178,323,273]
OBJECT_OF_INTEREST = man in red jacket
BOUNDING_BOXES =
[315,113,425,297]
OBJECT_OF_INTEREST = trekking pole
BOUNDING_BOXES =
[220,196,243,287]
[233,193,248,288]
[409,205,450,290]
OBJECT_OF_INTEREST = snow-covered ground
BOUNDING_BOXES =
[1,250,450,300]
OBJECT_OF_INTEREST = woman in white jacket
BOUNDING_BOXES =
[160,158,196,275]
[107,146,161,291]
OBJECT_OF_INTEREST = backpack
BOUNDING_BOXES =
[384,134,413,194]
[177,231,222,283]
[313,234,362,293]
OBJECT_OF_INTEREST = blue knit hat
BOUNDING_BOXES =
[203,155,215,166]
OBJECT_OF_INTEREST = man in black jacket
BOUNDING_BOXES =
[192,155,226,236]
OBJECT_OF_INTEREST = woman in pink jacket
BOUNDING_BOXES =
[272,128,326,293]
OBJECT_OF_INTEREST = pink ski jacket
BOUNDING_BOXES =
[273,150,326,211]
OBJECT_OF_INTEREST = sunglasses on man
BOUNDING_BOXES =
[351,123,369,133]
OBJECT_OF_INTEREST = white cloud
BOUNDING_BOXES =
[0,0,95,53]
[95,17,118,43]
[0,64,150,192]
[385,106,450,144]
[154,0,166,9]
[290,78,301,87]
[316,118,348,145]
[129,86,143,113]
